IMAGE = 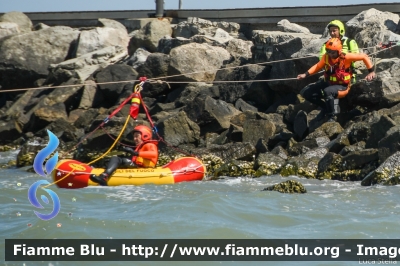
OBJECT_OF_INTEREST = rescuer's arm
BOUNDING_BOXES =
[345,53,376,81]
[297,57,326,80]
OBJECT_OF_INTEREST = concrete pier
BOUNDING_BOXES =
[3,3,399,34]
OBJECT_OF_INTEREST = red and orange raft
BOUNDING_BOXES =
[52,157,206,189]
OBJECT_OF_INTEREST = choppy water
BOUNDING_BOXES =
[1,150,400,266]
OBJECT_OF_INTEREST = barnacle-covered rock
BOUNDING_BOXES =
[213,160,255,177]
[263,180,307,193]
[362,151,400,186]
[254,153,286,177]
[0,145,15,152]
[280,154,320,178]
[200,153,224,176]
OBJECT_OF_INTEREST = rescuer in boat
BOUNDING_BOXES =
[297,37,376,122]
[90,125,159,186]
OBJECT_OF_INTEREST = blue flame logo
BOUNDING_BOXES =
[28,180,60,220]
[33,130,59,176]
[29,130,61,220]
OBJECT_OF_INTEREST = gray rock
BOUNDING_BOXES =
[198,142,256,162]
[0,22,20,39]
[48,45,127,83]
[174,17,240,39]
[156,111,200,147]
[0,26,79,90]
[184,96,241,132]
[365,114,396,149]
[95,64,138,107]
[362,151,400,186]
[78,80,100,109]
[75,26,130,57]
[31,103,68,131]
[243,119,276,146]
[235,99,258,112]
[346,8,399,38]
[136,53,171,98]
[214,65,271,107]
[0,120,22,145]
[157,36,192,54]
[378,126,400,162]
[293,110,308,141]
[0,11,32,33]
[277,19,310,34]
[168,43,231,82]
[126,48,151,68]
[128,19,172,54]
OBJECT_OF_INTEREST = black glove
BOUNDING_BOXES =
[119,146,138,156]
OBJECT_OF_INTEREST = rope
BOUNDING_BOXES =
[148,55,316,81]
[41,169,76,188]
[368,44,399,56]
[101,126,136,148]
[87,114,131,165]
[0,79,140,93]
[147,77,298,85]
[1,43,398,94]
[0,56,315,94]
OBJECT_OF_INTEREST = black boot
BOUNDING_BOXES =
[90,173,109,186]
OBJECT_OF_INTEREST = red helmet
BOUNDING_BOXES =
[325,38,342,52]
[133,125,152,141]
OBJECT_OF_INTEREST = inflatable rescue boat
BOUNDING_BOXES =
[52,157,206,188]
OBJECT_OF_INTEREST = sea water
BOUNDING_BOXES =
[1,150,399,266]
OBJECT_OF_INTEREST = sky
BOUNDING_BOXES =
[1,0,398,13]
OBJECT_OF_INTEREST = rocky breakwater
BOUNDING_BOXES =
[0,9,400,187]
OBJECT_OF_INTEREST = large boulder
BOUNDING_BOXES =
[95,64,139,107]
[0,11,32,33]
[156,111,201,147]
[30,103,68,131]
[242,119,276,146]
[362,151,400,186]
[166,82,214,108]
[126,48,151,69]
[184,96,241,133]
[252,31,319,92]
[75,20,129,57]
[128,19,172,54]
[168,43,231,82]
[224,38,253,66]
[346,9,400,59]
[0,120,21,145]
[136,53,171,98]
[48,45,127,84]
[347,62,400,108]
[157,36,192,54]
[173,17,240,39]
[0,22,20,39]
[346,8,399,38]
[0,26,79,90]
[277,19,310,34]
[214,65,271,109]
[378,126,400,163]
